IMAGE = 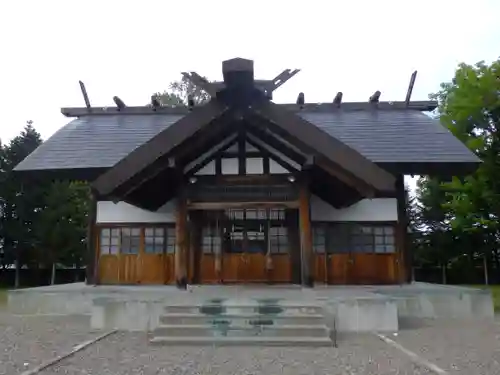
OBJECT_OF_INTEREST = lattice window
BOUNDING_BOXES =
[120,227,141,254]
[99,228,119,255]
[144,227,165,254]
[269,226,289,254]
[202,226,221,254]
[336,224,396,254]
[166,227,176,254]
[313,226,326,253]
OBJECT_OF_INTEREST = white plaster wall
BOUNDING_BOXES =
[269,159,289,174]
[96,201,176,223]
[195,160,216,175]
[221,158,239,175]
[246,157,264,174]
[310,196,397,222]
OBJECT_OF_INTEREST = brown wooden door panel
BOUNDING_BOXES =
[200,255,218,283]
[329,254,350,285]
[373,254,397,284]
[222,254,240,282]
[139,254,172,284]
[268,255,291,283]
[98,255,120,284]
[349,254,397,284]
[119,255,140,284]
[314,254,350,285]
[164,254,175,284]
[314,254,327,283]
[245,254,267,282]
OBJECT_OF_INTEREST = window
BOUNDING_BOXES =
[120,227,141,254]
[269,209,285,221]
[226,224,244,253]
[313,226,326,253]
[349,224,396,254]
[99,228,119,255]
[202,226,221,254]
[144,227,165,254]
[245,209,267,220]
[317,223,396,254]
[329,224,350,253]
[225,208,285,220]
[269,226,288,254]
[227,209,245,220]
[374,226,395,253]
[166,227,176,254]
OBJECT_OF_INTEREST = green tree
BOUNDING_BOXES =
[438,59,500,284]
[0,121,45,287]
[152,75,211,107]
[35,180,89,284]
[417,58,500,284]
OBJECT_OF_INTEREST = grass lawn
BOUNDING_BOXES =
[0,289,7,308]
[467,285,500,313]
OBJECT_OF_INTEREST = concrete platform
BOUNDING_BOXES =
[7,282,495,334]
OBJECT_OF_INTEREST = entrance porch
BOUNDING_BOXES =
[95,192,403,287]
[7,282,495,335]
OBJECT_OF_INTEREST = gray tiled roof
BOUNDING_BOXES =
[299,110,479,163]
[15,109,478,172]
[15,114,183,171]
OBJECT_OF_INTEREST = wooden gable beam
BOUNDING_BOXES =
[183,133,239,176]
[245,114,376,197]
[107,109,237,202]
[244,119,307,164]
[269,69,301,92]
[92,100,228,197]
[245,136,300,173]
[251,101,396,193]
[245,133,301,172]
[405,71,418,106]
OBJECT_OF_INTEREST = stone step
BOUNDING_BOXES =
[159,313,324,326]
[149,335,333,347]
[153,324,330,338]
[164,304,323,315]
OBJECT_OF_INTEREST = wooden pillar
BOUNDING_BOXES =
[299,179,314,287]
[286,209,302,284]
[395,174,409,283]
[86,189,98,285]
[189,210,202,284]
[175,196,188,288]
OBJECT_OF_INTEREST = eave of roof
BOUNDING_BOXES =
[14,100,480,180]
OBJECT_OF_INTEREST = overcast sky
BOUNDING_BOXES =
[1,0,499,145]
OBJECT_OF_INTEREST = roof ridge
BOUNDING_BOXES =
[61,101,437,118]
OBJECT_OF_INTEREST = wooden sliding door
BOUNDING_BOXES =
[197,208,293,284]
[140,226,175,284]
[96,225,175,285]
[313,223,398,285]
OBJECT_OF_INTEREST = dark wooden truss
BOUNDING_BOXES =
[17,58,477,211]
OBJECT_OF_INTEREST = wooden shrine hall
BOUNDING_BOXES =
[14,58,480,287]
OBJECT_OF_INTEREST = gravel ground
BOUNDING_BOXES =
[0,311,101,375]
[2,309,499,375]
[40,332,431,375]
[394,317,500,375]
